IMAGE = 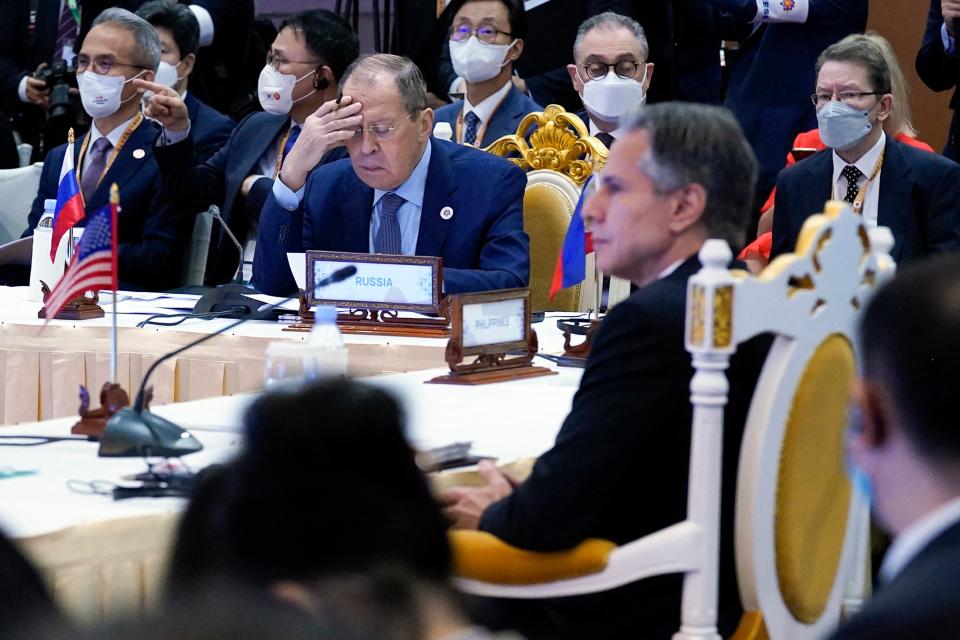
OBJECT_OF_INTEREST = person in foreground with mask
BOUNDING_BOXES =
[827,254,960,640]
[253,53,529,296]
[140,9,358,285]
[17,8,189,291]
[770,36,960,263]
[433,0,540,147]
[567,12,652,150]
[136,0,233,164]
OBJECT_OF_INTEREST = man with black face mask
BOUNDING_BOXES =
[771,36,960,264]
[141,9,358,286]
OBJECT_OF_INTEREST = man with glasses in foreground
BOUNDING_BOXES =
[440,102,768,639]
[140,9,358,285]
[771,36,960,263]
[252,53,529,296]
[433,0,540,147]
[15,8,188,291]
[567,12,653,150]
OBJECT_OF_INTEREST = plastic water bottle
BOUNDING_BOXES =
[302,305,348,379]
[433,121,453,142]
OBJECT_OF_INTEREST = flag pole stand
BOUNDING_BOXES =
[71,184,129,438]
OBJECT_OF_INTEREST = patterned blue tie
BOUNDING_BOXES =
[281,125,300,163]
[375,192,404,254]
[463,111,481,146]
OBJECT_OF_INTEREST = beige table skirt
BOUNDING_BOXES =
[0,323,447,424]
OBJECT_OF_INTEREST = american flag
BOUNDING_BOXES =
[43,185,119,321]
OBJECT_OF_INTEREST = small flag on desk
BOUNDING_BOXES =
[43,185,119,322]
[50,128,85,263]
[549,176,595,300]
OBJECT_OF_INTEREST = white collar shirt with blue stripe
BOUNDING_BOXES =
[369,141,431,255]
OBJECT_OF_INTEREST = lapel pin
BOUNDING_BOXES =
[132,148,146,159]
[440,206,454,220]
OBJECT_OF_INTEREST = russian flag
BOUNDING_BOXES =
[50,134,84,263]
[549,177,595,300]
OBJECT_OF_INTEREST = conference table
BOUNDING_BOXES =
[0,290,588,625]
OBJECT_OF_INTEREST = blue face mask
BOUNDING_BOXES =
[844,403,874,504]
[817,100,874,151]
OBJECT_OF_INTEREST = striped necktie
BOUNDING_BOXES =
[54,2,79,61]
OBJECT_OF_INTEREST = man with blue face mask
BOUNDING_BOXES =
[12,8,191,291]
[771,36,960,264]
[829,254,960,640]
[566,12,653,149]
[136,0,233,164]
[433,0,540,147]
[140,10,358,285]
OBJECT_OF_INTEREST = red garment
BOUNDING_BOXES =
[740,130,935,262]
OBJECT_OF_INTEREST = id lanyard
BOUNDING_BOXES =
[835,148,885,216]
[454,90,510,147]
[76,113,144,200]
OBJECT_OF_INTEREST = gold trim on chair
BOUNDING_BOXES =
[484,105,608,187]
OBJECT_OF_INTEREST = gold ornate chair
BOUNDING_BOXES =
[450,201,893,639]
[484,105,607,313]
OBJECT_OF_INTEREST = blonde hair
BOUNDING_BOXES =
[834,32,917,138]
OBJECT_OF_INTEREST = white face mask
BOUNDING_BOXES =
[580,67,647,124]
[258,64,317,116]
[141,61,181,101]
[78,69,146,120]
[449,36,516,84]
[817,100,875,151]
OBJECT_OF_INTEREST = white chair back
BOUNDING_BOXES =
[0,163,42,245]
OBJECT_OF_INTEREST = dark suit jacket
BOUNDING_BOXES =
[153,111,348,285]
[434,84,541,147]
[916,0,960,160]
[477,257,769,640]
[253,138,530,296]
[183,91,234,164]
[770,137,960,264]
[0,0,57,105]
[713,0,868,200]
[23,119,190,291]
[829,519,960,640]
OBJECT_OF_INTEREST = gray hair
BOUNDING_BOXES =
[815,34,892,96]
[573,12,648,62]
[91,8,161,71]
[339,54,427,115]
[621,103,758,249]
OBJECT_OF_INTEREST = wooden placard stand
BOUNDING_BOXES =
[558,317,602,364]
[37,281,105,320]
[428,288,556,385]
[283,251,451,338]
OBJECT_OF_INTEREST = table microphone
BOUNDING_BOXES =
[98,265,358,459]
[191,204,261,318]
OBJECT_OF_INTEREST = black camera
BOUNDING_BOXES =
[34,59,78,120]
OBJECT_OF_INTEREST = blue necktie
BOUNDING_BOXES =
[463,111,480,146]
[375,193,404,254]
[281,125,301,164]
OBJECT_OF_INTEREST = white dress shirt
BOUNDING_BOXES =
[588,118,623,142]
[82,114,136,179]
[879,496,960,583]
[459,79,512,144]
[831,131,885,228]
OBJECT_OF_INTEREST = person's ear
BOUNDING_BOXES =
[418,107,435,141]
[642,62,654,92]
[567,63,584,93]
[507,38,523,63]
[179,52,196,79]
[876,93,893,123]
[314,65,333,91]
[851,378,890,449]
[667,182,707,235]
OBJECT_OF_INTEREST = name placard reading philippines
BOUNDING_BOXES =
[451,288,531,357]
[305,251,443,313]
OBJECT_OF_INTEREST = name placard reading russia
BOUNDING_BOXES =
[462,298,525,348]
[305,251,443,313]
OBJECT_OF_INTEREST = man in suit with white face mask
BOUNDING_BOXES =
[140,9,359,285]
[433,0,541,147]
[136,0,233,164]
[567,11,653,149]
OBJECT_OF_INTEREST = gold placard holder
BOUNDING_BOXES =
[284,251,450,338]
[428,288,557,385]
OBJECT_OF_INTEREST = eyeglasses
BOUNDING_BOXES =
[811,90,883,107]
[582,60,641,81]
[449,24,513,44]
[265,50,322,70]
[73,55,149,75]
[352,111,419,141]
